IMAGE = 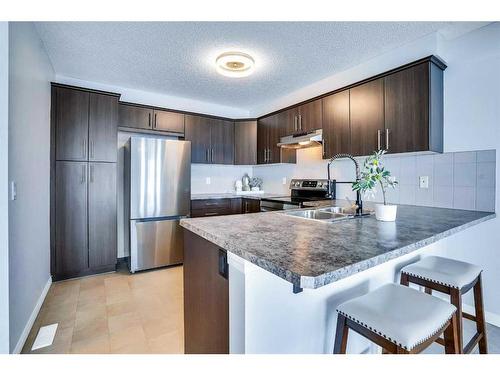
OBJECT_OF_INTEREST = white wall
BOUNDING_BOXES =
[0,21,10,354]
[191,164,253,194]
[252,22,500,318]
[8,22,54,353]
[55,75,249,119]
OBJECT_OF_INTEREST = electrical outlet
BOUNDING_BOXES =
[282,177,287,185]
[205,177,211,185]
[419,176,429,189]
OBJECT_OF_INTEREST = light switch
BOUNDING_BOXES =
[419,176,429,189]
[282,177,287,185]
[10,181,17,200]
[205,177,211,185]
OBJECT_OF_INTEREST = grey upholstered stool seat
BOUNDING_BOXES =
[335,283,457,353]
[401,256,482,289]
[400,255,487,354]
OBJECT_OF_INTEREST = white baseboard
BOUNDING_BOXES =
[12,277,52,354]
[463,303,500,328]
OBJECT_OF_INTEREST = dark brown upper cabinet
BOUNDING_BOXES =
[211,119,234,165]
[384,61,443,154]
[322,90,350,158]
[257,114,295,165]
[54,86,118,162]
[185,114,234,165]
[152,109,185,134]
[55,87,89,161]
[276,107,299,135]
[298,99,322,132]
[118,104,153,130]
[234,121,257,165]
[349,78,385,157]
[89,93,118,162]
[185,114,211,163]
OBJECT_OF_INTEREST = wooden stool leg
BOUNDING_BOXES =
[333,314,349,354]
[450,288,464,354]
[444,314,460,354]
[400,273,409,286]
[473,275,488,354]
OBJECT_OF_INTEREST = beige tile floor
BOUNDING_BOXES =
[22,265,184,354]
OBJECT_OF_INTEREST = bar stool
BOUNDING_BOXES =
[333,283,459,354]
[400,256,487,354]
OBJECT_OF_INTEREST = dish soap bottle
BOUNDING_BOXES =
[242,173,250,191]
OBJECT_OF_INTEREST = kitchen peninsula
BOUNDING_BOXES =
[180,202,495,354]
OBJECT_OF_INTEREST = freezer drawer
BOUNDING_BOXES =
[130,218,184,272]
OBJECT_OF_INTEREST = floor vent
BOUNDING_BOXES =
[32,323,58,351]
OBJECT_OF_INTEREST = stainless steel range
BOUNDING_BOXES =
[260,179,335,211]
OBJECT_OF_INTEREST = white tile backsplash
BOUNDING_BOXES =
[190,148,496,213]
[453,162,477,187]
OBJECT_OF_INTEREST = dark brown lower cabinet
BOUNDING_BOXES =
[242,198,260,213]
[55,161,89,277]
[53,161,117,280]
[88,162,117,269]
[184,230,229,354]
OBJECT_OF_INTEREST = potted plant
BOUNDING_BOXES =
[352,150,398,221]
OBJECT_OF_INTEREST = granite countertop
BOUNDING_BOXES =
[180,201,495,290]
[191,192,283,200]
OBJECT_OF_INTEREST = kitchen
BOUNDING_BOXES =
[1,15,500,363]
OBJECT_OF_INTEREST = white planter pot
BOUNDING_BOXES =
[375,204,398,222]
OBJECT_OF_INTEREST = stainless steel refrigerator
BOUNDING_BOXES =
[125,136,191,272]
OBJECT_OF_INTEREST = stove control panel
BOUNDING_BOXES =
[290,179,330,191]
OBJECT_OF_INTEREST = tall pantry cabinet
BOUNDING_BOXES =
[51,84,119,280]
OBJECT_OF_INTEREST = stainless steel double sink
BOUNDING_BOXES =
[281,206,371,223]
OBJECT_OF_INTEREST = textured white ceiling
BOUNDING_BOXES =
[35,22,477,115]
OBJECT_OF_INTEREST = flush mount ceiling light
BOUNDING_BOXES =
[215,51,255,78]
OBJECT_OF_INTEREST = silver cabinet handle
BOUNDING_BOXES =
[294,116,298,131]
[148,113,151,128]
[299,114,302,130]
[154,113,157,129]
[377,130,381,150]
[89,164,94,183]
[206,148,210,163]
[385,129,390,150]
[268,149,271,163]
[90,140,94,159]
[83,139,87,159]
[263,148,267,162]
[211,148,214,163]
[81,164,86,184]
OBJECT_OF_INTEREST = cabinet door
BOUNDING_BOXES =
[299,99,322,132]
[153,109,185,134]
[350,78,384,157]
[276,107,299,135]
[210,119,234,164]
[184,231,229,354]
[55,87,89,161]
[267,116,282,164]
[118,104,153,129]
[55,161,88,277]
[242,198,260,213]
[384,63,429,153]
[322,90,350,158]
[88,162,117,269]
[185,115,211,163]
[89,93,118,162]
[234,121,257,165]
[257,117,270,164]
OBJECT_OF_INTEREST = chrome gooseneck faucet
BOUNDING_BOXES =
[327,153,363,216]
